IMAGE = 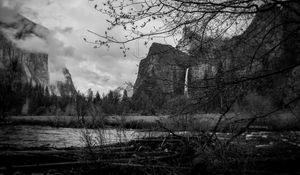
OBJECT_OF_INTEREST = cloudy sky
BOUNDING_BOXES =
[0,0,177,94]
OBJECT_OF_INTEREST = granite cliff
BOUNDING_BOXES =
[0,31,49,86]
[134,43,190,98]
[0,14,76,96]
[50,67,77,97]
[133,3,300,104]
[116,82,134,98]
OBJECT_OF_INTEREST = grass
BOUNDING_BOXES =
[5,111,300,131]
[6,115,164,129]
[158,112,300,132]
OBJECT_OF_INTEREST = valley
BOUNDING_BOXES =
[0,0,299,174]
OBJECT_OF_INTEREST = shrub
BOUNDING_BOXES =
[239,92,274,116]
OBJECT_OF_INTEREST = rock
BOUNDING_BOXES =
[0,30,49,87]
[115,82,134,98]
[0,14,77,97]
[190,64,217,83]
[134,3,300,104]
[50,67,77,97]
[134,42,191,98]
[0,13,49,86]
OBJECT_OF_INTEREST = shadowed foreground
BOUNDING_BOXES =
[1,132,299,175]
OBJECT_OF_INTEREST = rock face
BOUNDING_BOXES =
[0,17,49,41]
[134,43,190,98]
[0,13,49,86]
[0,14,77,96]
[50,67,77,97]
[134,3,300,103]
[189,64,217,83]
[116,82,134,98]
[217,3,300,108]
[0,31,49,86]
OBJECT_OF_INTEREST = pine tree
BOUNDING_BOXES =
[44,86,51,107]
[87,88,94,104]
[121,90,130,114]
[122,90,128,102]
[94,91,102,104]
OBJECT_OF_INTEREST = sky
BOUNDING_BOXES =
[0,0,177,94]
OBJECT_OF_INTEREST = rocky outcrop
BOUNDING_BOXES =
[186,3,299,87]
[134,3,300,104]
[216,3,300,109]
[189,64,216,83]
[0,31,49,86]
[0,13,49,40]
[116,82,134,98]
[134,43,191,98]
[50,67,77,97]
[0,13,49,86]
[0,14,77,96]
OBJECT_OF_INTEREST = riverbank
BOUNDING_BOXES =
[4,111,300,131]
[4,115,166,130]
[1,132,300,175]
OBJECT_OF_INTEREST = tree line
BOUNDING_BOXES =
[0,59,167,119]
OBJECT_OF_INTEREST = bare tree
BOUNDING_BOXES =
[79,1,300,173]
[87,0,298,47]
[88,0,300,133]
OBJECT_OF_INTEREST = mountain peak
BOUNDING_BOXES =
[0,11,49,40]
[51,67,76,97]
[0,15,49,87]
[147,42,176,56]
[62,67,69,74]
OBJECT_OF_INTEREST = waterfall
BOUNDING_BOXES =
[184,68,189,97]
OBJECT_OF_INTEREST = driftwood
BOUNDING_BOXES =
[0,136,192,174]
[0,160,192,173]
[2,135,299,174]
[0,150,77,156]
[93,145,135,152]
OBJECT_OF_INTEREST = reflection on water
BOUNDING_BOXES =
[0,125,299,149]
[0,125,162,148]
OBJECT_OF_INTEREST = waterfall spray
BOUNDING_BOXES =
[184,68,189,97]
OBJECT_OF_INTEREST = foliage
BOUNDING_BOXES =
[0,59,25,119]
[163,95,192,114]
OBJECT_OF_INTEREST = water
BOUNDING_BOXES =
[0,125,299,149]
[184,67,189,97]
[0,125,162,148]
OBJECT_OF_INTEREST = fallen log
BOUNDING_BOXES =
[0,150,77,156]
[0,160,192,173]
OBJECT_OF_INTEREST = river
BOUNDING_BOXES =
[0,125,299,149]
[0,125,163,148]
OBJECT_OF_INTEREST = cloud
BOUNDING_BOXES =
[0,3,18,23]
[0,0,78,83]
[78,69,110,84]
[55,27,73,34]
[0,0,178,94]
